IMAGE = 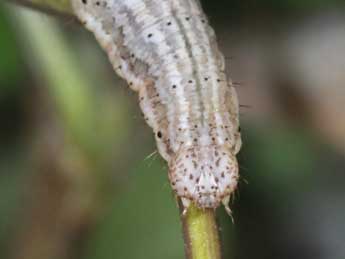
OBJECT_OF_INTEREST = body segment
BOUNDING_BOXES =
[72,0,242,212]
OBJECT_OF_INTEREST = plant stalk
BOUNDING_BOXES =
[6,0,74,18]
[180,201,222,259]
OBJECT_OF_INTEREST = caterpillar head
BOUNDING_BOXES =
[168,145,239,215]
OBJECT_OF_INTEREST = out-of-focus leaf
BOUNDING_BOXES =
[0,5,23,98]
[84,160,184,259]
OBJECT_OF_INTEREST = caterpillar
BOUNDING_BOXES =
[71,0,242,215]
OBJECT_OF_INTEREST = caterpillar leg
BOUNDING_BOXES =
[181,197,191,216]
[222,195,234,223]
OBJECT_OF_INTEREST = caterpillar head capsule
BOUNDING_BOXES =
[168,145,239,215]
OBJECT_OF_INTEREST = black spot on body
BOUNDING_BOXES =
[216,158,221,167]
[157,131,162,138]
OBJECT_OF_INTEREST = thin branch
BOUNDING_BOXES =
[180,201,222,259]
[6,0,74,18]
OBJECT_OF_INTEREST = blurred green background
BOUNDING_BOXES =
[1,1,345,259]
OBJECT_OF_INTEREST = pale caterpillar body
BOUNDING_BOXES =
[71,0,242,214]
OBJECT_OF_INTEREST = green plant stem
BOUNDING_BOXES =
[7,0,73,18]
[180,202,222,259]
